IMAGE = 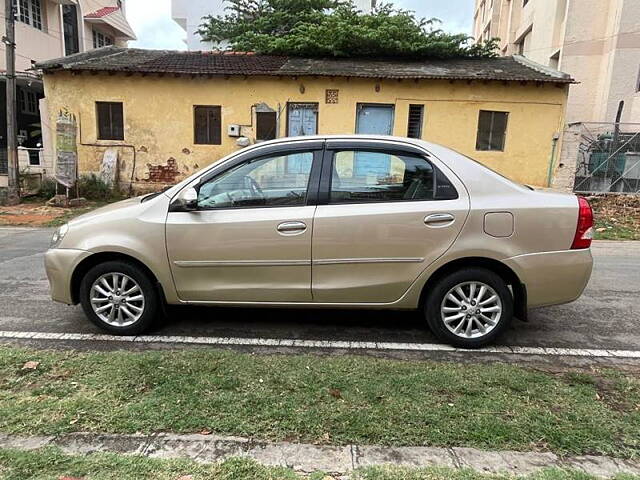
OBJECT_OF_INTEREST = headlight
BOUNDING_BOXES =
[50,223,69,249]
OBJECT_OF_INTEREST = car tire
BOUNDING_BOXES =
[424,268,513,348]
[79,260,159,335]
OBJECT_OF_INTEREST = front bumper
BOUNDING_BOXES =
[44,248,92,305]
[503,248,593,308]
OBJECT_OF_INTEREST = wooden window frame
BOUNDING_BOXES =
[96,101,125,141]
[194,105,222,145]
[256,111,278,141]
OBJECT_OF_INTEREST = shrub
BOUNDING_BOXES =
[37,177,58,200]
[77,174,125,202]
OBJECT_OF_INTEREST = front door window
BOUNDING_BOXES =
[197,152,314,209]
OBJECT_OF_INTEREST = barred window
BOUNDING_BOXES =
[93,29,114,49]
[14,0,43,30]
[407,104,424,139]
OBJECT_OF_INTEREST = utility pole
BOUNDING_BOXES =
[4,0,20,204]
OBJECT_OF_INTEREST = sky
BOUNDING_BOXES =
[127,0,475,51]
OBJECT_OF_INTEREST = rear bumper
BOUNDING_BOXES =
[44,248,92,305]
[503,248,593,308]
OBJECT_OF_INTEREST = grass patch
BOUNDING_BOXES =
[0,347,639,457]
[1,448,639,480]
[594,218,639,240]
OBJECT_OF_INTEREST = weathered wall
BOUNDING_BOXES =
[42,71,568,192]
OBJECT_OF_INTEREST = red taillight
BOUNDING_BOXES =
[571,196,594,249]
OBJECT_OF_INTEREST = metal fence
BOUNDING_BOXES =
[573,122,640,194]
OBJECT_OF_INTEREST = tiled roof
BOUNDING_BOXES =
[35,47,574,83]
[85,6,120,19]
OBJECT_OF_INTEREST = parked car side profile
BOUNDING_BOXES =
[45,136,594,347]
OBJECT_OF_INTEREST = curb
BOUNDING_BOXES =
[1,433,639,478]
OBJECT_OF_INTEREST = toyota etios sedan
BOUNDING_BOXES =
[45,136,594,347]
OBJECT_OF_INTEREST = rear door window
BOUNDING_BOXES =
[329,150,457,204]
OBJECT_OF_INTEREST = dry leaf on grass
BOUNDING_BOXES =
[22,361,40,371]
[328,388,342,399]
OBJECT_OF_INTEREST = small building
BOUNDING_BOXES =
[37,47,573,192]
[0,0,136,189]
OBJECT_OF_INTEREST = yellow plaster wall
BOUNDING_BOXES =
[42,72,568,190]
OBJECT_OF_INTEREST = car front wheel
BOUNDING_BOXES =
[425,268,513,348]
[79,260,158,335]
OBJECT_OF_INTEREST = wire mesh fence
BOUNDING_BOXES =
[573,122,640,194]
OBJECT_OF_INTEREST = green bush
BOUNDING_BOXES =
[37,177,58,200]
[77,174,124,202]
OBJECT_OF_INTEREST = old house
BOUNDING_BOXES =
[37,47,573,192]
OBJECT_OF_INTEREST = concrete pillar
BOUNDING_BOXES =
[552,123,582,191]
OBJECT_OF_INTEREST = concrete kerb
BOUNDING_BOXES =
[0,433,639,478]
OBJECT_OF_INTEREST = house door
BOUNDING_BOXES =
[287,103,318,137]
[356,104,394,135]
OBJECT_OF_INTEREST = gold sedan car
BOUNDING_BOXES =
[45,136,594,347]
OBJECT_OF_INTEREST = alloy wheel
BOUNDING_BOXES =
[90,273,145,327]
[440,281,502,339]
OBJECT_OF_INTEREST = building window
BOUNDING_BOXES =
[194,106,222,145]
[256,111,277,141]
[96,102,124,141]
[63,5,79,56]
[14,0,43,30]
[93,29,114,49]
[476,110,508,151]
[407,104,424,139]
[17,89,38,115]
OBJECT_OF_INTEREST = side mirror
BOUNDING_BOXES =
[170,187,198,212]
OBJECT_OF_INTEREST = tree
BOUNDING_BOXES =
[198,0,498,59]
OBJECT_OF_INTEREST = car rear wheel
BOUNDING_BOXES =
[79,260,158,335]
[425,268,513,348]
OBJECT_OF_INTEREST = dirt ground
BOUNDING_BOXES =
[0,201,102,227]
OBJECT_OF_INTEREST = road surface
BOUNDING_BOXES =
[0,227,639,356]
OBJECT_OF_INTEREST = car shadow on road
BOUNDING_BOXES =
[157,305,434,344]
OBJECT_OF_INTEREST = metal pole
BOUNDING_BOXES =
[4,0,19,204]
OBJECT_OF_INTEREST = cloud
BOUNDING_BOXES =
[127,0,186,50]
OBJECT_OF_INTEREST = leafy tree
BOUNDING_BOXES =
[198,0,498,59]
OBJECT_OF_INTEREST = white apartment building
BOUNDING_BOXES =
[172,0,376,51]
[473,0,640,124]
[0,0,136,186]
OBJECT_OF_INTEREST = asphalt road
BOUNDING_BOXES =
[1,226,639,352]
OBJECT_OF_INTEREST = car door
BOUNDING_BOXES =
[312,139,469,304]
[166,143,323,303]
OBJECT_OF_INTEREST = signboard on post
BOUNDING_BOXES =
[55,111,78,188]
